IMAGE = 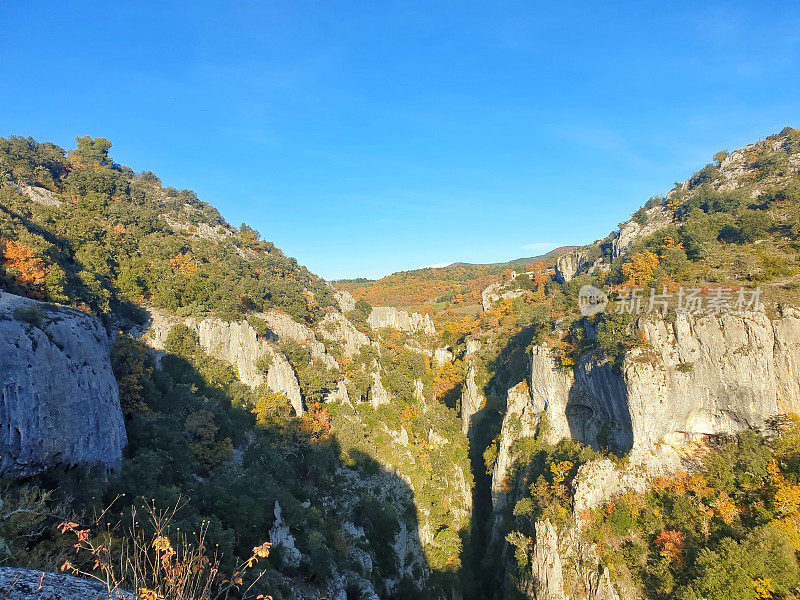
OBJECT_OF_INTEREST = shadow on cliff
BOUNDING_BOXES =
[461,325,539,600]
[15,342,442,600]
[565,351,633,456]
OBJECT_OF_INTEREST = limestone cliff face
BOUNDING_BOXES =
[625,310,797,457]
[334,289,357,313]
[572,458,649,519]
[433,346,454,366]
[460,365,484,436]
[611,204,671,259]
[550,203,672,283]
[760,306,800,411]
[481,280,527,311]
[318,310,370,357]
[554,251,589,284]
[265,349,304,415]
[367,306,436,335]
[370,371,391,408]
[0,293,125,477]
[9,182,62,207]
[460,339,484,435]
[0,567,134,600]
[491,382,538,515]
[146,309,304,415]
[528,310,800,466]
[525,520,622,600]
[261,310,338,368]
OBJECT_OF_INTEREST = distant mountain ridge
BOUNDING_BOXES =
[332,245,576,284]
[446,245,578,268]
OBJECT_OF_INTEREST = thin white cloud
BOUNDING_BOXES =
[522,242,557,252]
[420,262,453,269]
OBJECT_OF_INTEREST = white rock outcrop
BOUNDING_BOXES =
[494,307,800,600]
[370,371,391,408]
[526,520,622,600]
[611,204,671,259]
[261,311,338,368]
[530,520,566,600]
[269,501,301,568]
[433,346,454,366]
[265,349,304,415]
[528,310,800,466]
[572,459,649,518]
[318,311,370,357]
[554,250,589,283]
[334,289,357,313]
[10,183,62,206]
[367,306,435,335]
[0,567,133,600]
[490,381,539,538]
[481,280,527,311]
[146,309,304,415]
[460,365,484,436]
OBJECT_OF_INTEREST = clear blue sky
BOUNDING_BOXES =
[2,2,800,279]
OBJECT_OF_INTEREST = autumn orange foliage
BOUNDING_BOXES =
[654,528,684,562]
[433,362,464,403]
[769,460,800,517]
[659,236,685,251]
[336,264,509,311]
[310,402,332,434]
[1,239,47,291]
[169,252,198,277]
[621,250,660,288]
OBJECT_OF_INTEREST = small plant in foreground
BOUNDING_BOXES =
[58,499,272,600]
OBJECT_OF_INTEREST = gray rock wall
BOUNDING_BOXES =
[0,567,133,600]
[554,251,589,283]
[526,519,621,600]
[611,204,671,259]
[528,310,800,464]
[460,365,484,436]
[495,308,800,599]
[318,311,370,357]
[481,280,527,311]
[0,292,125,477]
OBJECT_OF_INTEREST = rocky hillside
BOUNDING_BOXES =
[0,136,471,599]
[3,130,800,600]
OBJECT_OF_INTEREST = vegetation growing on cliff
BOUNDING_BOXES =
[584,422,800,600]
[6,128,800,600]
[609,128,800,293]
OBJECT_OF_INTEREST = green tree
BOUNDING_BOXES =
[72,136,113,165]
